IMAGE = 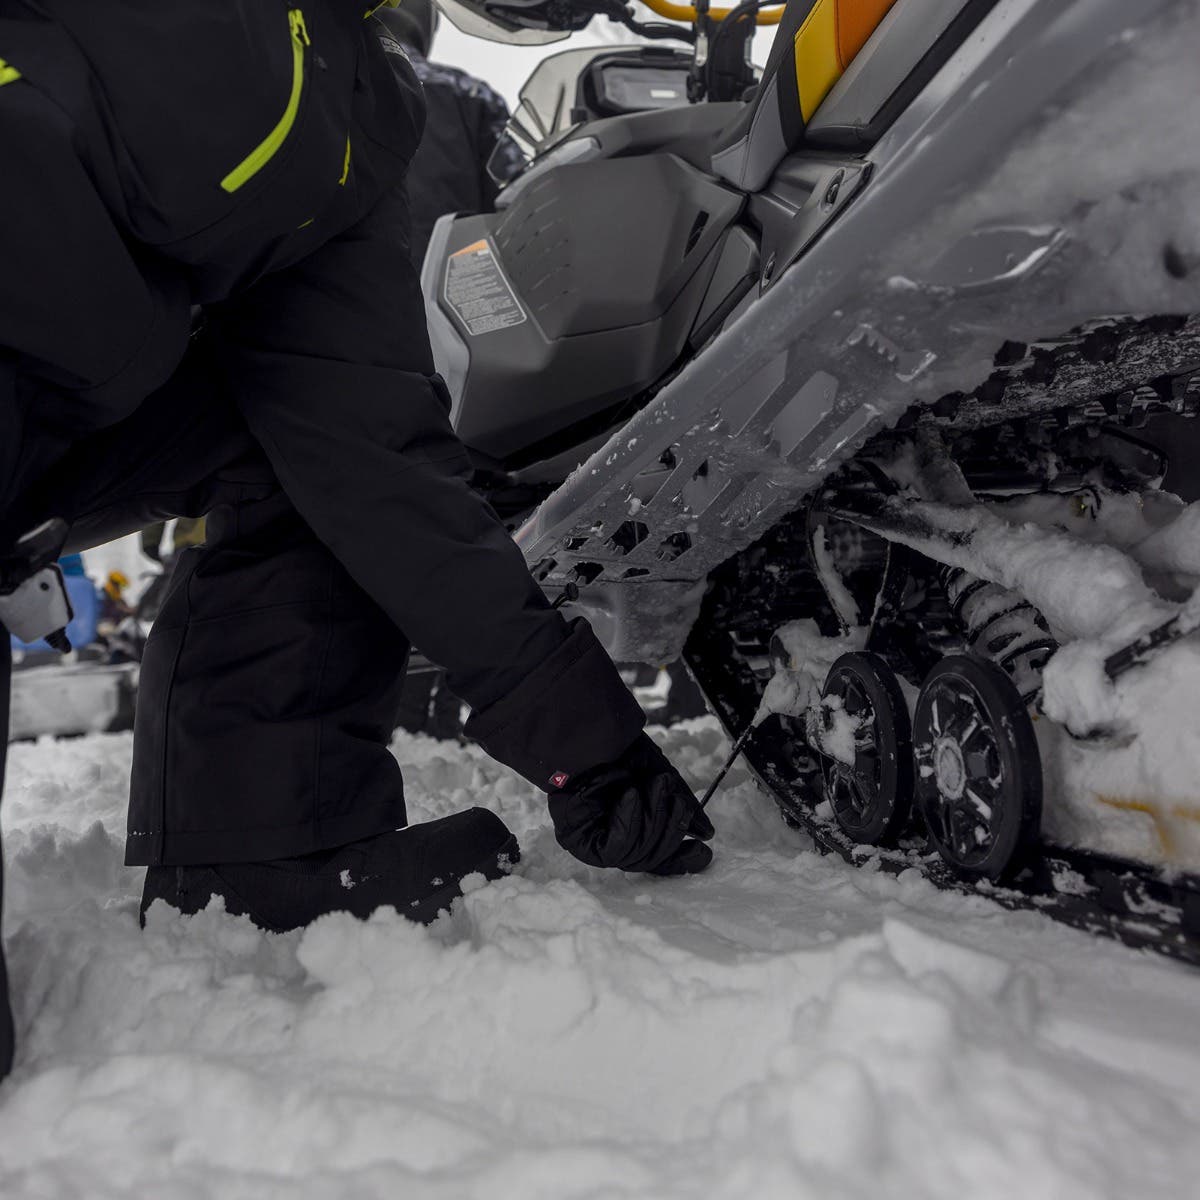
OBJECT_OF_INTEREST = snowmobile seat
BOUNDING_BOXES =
[712,0,974,190]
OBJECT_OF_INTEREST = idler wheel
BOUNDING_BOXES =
[818,652,913,846]
[912,655,1042,881]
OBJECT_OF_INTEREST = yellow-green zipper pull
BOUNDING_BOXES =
[290,9,310,46]
[220,8,310,194]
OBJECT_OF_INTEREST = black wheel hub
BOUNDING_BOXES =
[818,652,913,846]
[913,655,1042,880]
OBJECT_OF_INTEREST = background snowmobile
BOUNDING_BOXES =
[423,0,1200,963]
[8,555,141,743]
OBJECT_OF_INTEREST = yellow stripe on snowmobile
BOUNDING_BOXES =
[339,136,352,186]
[1094,793,1200,861]
[221,9,310,194]
[792,0,898,123]
[0,58,22,86]
[364,1,402,16]
[793,0,842,123]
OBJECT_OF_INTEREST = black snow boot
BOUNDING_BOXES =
[139,808,518,932]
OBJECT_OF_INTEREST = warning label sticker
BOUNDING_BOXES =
[444,239,527,336]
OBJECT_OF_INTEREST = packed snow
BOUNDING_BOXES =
[3,721,1200,1197]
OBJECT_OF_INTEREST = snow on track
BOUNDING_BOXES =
[2,723,1198,1198]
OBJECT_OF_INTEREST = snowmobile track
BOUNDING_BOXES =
[677,321,1200,965]
[687,607,1200,968]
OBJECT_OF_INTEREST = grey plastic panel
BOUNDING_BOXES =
[807,0,969,140]
[420,213,471,424]
[434,153,742,463]
[569,101,744,172]
[750,155,871,289]
[495,137,600,211]
[710,71,788,192]
[689,227,760,347]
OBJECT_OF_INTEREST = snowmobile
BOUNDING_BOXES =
[423,0,1200,963]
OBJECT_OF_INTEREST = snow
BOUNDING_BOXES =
[758,620,866,724]
[810,696,860,767]
[922,492,1200,871]
[882,2,1200,354]
[4,723,1200,1196]
[1040,633,1200,869]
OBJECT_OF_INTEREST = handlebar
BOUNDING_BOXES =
[638,0,785,25]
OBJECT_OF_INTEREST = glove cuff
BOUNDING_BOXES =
[465,618,645,791]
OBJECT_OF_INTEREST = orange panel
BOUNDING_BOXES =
[835,0,898,69]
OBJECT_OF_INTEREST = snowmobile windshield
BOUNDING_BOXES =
[437,0,577,45]
[502,47,607,154]
[485,48,598,177]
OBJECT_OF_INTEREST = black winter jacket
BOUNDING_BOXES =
[399,48,521,263]
[0,0,644,789]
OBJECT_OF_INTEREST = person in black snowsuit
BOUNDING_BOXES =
[0,0,714,1079]
[377,0,523,264]
[382,0,513,741]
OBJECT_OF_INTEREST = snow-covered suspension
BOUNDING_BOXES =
[484,0,1200,961]
[790,435,1057,882]
[680,332,1200,964]
[935,567,1056,707]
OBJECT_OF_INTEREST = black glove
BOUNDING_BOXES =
[548,733,715,876]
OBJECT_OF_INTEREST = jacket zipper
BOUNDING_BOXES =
[220,9,311,194]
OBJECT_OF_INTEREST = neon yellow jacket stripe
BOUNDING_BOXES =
[220,9,310,193]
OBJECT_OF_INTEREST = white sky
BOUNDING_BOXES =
[432,6,778,108]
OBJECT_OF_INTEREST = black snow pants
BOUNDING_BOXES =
[12,339,417,866]
[6,320,645,867]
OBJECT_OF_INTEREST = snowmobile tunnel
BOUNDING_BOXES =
[712,0,979,189]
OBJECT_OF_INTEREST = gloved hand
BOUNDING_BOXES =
[548,733,715,876]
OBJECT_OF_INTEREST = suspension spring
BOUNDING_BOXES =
[937,565,1058,706]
